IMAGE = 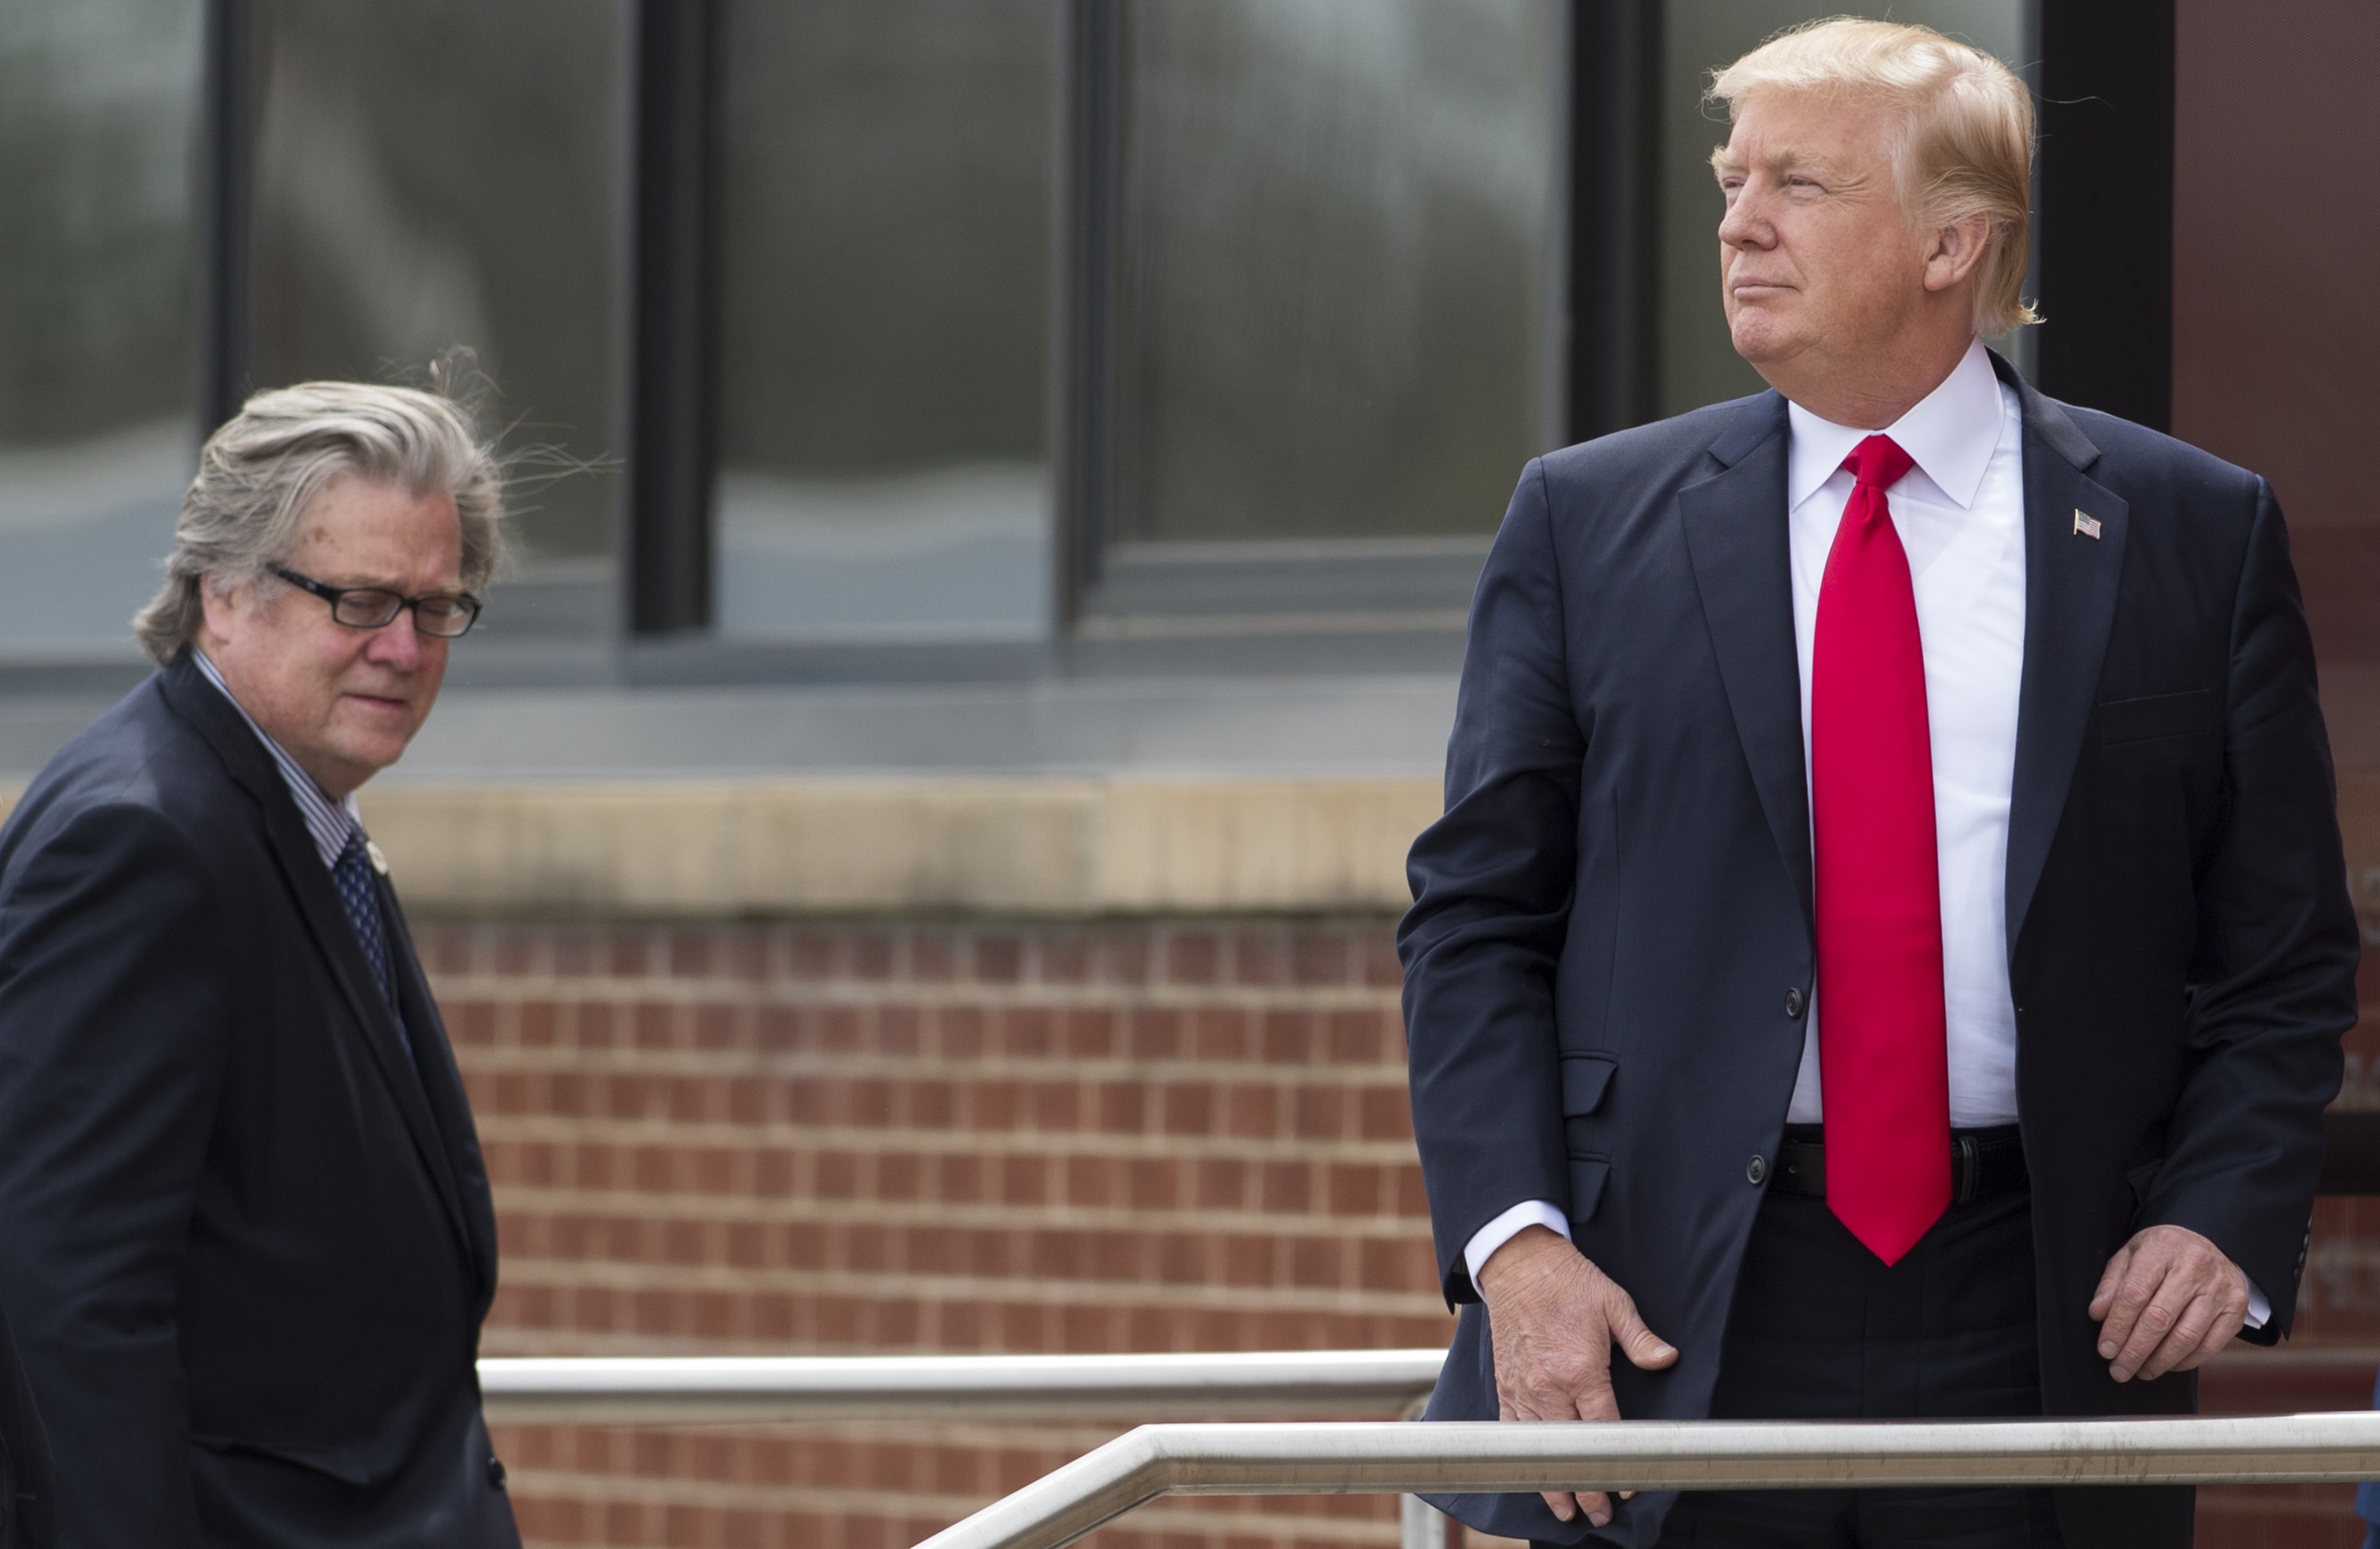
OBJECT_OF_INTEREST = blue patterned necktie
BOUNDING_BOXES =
[332,829,394,1007]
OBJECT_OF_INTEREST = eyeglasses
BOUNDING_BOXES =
[269,565,483,638]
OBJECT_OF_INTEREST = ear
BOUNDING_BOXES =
[196,573,250,651]
[1922,211,1994,294]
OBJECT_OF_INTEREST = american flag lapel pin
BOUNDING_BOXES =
[2073,509,2102,540]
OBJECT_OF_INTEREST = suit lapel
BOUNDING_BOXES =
[1677,393,1814,930]
[380,887,499,1306]
[2000,361,2127,947]
[157,658,475,1255]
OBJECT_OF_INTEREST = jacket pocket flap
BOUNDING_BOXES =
[2098,690,2219,746]
[190,1433,378,1487]
[1560,1053,1618,1116]
[1567,1155,1611,1224]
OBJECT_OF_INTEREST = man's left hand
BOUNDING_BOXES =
[2088,1224,2251,1382]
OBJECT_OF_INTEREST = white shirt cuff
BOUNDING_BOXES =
[1464,1199,1572,1292]
[2244,1278,2270,1331]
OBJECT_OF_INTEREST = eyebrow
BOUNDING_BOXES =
[1708,143,1855,183]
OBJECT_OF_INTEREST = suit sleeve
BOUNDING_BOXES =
[1398,459,1585,1306]
[2153,480,2359,1341]
[0,801,226,1547]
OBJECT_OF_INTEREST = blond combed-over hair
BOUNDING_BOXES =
[133,380,505,667]
[1709,17,2039,335]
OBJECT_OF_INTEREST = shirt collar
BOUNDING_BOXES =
[1785,336,2006,512]
[190,649,361,871]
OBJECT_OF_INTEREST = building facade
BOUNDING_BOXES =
[0,1,2373,1544]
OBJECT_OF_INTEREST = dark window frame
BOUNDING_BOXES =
[2033,0,2173,431]
[620,0,720,637]
[1053,0,1122,640]
[1568,0,1663,443]
[199,0,258,433]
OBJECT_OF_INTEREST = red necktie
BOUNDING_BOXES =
[1811,434,1949,1266]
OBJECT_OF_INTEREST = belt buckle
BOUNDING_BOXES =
[1955,1134,1979,1204]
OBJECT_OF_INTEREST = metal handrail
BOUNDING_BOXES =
[478,1350,1455,1549]
[476,1349,1446,1425]
[914,1413,2380,1549]
[474,1355,2380,1549]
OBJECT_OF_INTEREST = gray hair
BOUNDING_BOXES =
[134,379,506,667]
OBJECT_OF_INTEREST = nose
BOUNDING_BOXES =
[362,611,426,671]
[1718,181,1772,250]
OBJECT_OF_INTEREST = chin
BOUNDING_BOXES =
[332,745,405,782]
[1728,317,1804,370]
[1729,326,1781,365]
[326,722,419,781]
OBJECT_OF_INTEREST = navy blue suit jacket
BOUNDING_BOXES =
[1399,358,2358,1547]
[0,654,517,1548]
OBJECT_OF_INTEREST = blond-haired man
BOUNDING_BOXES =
[1400,19,2352,1548]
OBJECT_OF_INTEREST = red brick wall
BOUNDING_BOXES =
[431,917,1464,1548]
[425,915,2378,1549]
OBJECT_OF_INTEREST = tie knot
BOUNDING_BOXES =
[1843,434,1914,491]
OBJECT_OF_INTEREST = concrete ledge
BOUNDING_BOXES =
[7,759,2360,918]
[344,778,1440,917]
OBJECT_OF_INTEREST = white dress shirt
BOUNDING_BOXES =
[1459,339,2268,1325]
[192,648,366,870]
[1783,336,2025,1128]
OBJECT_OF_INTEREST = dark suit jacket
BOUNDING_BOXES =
[0,1312,54,1549]
[0,652,518,1548]
[1399,356,2359,1547]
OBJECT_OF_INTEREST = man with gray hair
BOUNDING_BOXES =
[0,382,519,1547]
[1401,17,2354,1549]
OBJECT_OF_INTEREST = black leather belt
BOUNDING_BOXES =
[1772,1124,2028,1203]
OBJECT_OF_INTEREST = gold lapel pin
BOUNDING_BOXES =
[365,839,390,877]
[2073,509,2102,540]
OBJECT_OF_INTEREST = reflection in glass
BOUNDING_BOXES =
[1655,2,2032,418]
[1112,0,1561,546]
[713,0,1056,643]
[250,0,623,622]
[0,0,198,654]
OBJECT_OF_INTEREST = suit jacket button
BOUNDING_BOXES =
[1783,988,1806,1019]
[1747,1154,1768,1186]
[488,1455,508,1489]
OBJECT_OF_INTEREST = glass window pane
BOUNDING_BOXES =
[1111,0,1562,546]
[0,0,198,655]
[713,0,1057,644]
[1655,2,2033,419]
[250,0,624,626]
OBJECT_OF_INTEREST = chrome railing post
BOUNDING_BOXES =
[1398,1393,1445,1549]
[1399,1490,1449,1549]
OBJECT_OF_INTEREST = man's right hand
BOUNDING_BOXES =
[1476,1224,1679,1529]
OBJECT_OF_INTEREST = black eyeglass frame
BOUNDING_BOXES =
[268,564,484,638]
